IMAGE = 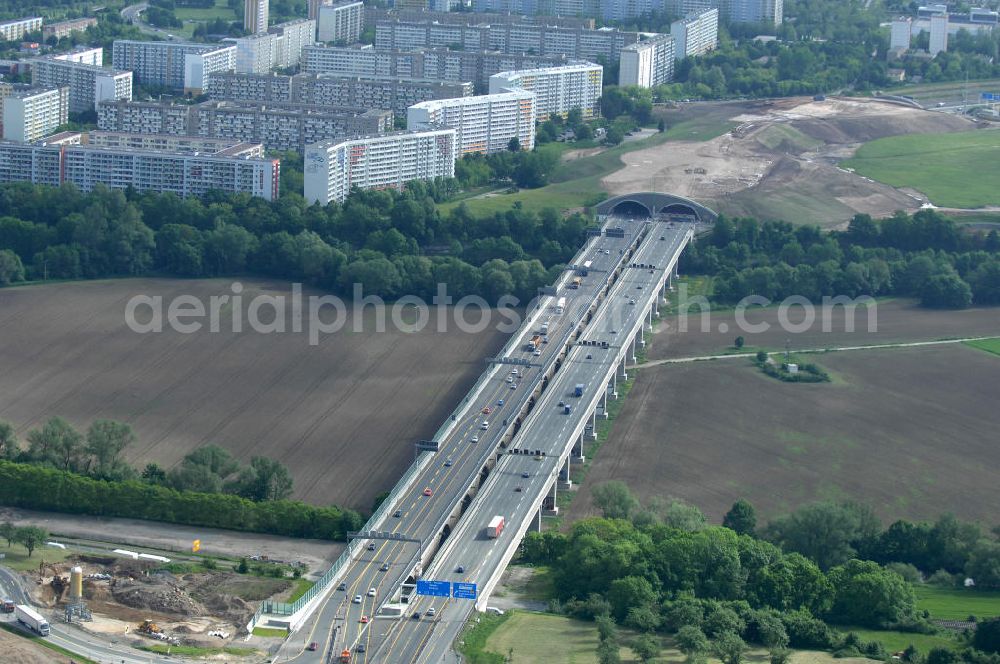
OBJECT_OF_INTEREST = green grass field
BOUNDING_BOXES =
[175,0,235,21]
[965,337,1000,357]
[0,542,70,571]
[139,644,257,656]
[440,118,733,217]
[842,130,1000,208]
[914,585,1000,620]
[838,627,958,653]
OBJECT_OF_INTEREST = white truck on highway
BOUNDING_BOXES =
[486,515,505,539]
[15,604,50,636]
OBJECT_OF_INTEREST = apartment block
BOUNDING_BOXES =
[2,86,69,142]
[671,8,718,60]
[407,91,535,155]
[304,129,456,205]
[619,34,675,87]
[112,40,236,91]
[317,1,364,43]
[302,44,569,88]
[309,0,332,20]
[890,17,912,52]
[0,17,43,42]
[98,98,391,152]
[87,130,265,157]
[31,56,132,113]
[929,13,949,55]
[274,19,316,68]
[366,7,594,29]
[0,138,280,200]
[208,71,474,116]
[653,0,781,25]
[489,61,602,121]
[375,20,637,63]
[55,46,103,66]
[42,17,98,41]
[245,0,269,34]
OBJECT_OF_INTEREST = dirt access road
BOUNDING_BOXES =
[603,97,975,226]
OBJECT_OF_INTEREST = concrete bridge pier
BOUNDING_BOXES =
[620,356,628,382]
[572,433,586,464]
[589,409,598,440]
[630,334,638,363]
[529,508,542,533]
[601,390,609,418]
[559,456,572,489]
[639,324,646,348]
[647,306,654,331]
[610,371,618,399]
[543,481,559,516]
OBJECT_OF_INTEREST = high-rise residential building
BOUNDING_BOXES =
[54,46,104,66]
[302,43,570,88]
[317,1,364,43]
[489,61,602,121]
[303,129,457,205]
[917,4,947,18]
[30,56,133,113]
[375,20,638,63]
[407,91,536,155]
[671,8,718,60]
[0,136,280,200]
[969,7,999,24]
[87,131,265,155]
[366,7,595,29]
[929,13,948,55]
[42,17,98,41]
[2,87,69,142]
[890,17,912,52]
[208,71,474,115]
[317,6,356,41]
[651,0,781,25]
[308,0,332,20]
[229,19,315,73]
[97,98,392,153]
[618,34,675,87]
[0,17,43,42]
[112,41,236,92]
[245,0,270,34]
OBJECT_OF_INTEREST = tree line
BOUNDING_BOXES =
[680,210,1000,308]
[521,485,1000,664]
[0,419,363,540]
[0,181,594,302]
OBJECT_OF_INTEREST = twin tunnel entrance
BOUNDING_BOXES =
[595,192,719,224]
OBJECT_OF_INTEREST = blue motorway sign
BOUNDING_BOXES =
[416,580,451,597]
[453,582,478,600]
[982,92,1000,101]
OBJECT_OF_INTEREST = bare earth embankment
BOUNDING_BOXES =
[569,304,1000,525]
[603,97,976,226]
[0,278,507,510]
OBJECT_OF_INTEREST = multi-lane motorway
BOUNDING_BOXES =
[282,216,691,663]
[365,220,692,663]
[279,217,646,663]
[0,213,690,664]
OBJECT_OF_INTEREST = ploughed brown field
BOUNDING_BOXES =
[0,279,507,511]
[570,339,1000,525]
[649,299,1000,360]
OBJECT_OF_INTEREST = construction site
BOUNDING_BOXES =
[18,552,304,654]
[604,96,982,227]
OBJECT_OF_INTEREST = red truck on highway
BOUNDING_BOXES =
[487,515,505,538]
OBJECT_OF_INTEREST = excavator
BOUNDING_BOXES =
[137,619,162,635]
